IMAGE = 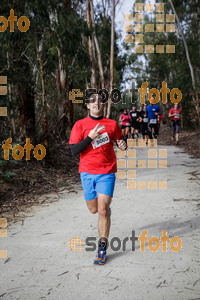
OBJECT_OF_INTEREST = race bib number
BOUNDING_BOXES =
[175,114,180,118]
[125,122,130,126]
[143,118,148,123]
[92,132,110,149]
[150,119,157,124]
[132,113,137,117]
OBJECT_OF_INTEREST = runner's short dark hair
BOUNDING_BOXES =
[85,91,108,104]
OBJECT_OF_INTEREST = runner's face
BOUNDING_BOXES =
[87,94,104,116]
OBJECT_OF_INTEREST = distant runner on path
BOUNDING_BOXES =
[119,108,131,142]
[169,103,181,144]
[146,99,161,139]
[69,93,127,264]
[129,104,140,139]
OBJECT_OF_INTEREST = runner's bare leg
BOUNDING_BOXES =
[176,132,179,142]
[121,128,125,139]
[86,198,98,214]
[131,127,135,139]
[125,127,129,135]
[97,193,111,240]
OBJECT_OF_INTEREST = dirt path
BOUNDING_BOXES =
[0,144,200,299]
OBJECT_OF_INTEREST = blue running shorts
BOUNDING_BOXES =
[80,172,116,201]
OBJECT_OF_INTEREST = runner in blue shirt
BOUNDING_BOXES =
[146,99,161,139]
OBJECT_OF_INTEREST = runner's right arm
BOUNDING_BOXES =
[70,136,93,156]
[119,114,125,122]
[169,109,175,117]
[70,123,101,156]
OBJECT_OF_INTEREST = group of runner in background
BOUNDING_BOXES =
[119,102,181,145]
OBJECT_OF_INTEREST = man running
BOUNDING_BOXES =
[119,108,131,142]
[129,104,140,139]
[169,103,181,144]
[69,93,127,264]
[146,99,161,139]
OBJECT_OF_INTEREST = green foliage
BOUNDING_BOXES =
[0,171,16,183]
[126,0,200,128]
[0,1,127,157]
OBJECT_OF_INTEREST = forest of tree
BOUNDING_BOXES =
[0,0,126,149]
[0,0,199,167]
[126,0,200,128]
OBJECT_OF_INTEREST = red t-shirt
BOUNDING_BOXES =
[69,116,123,174]
[169,108,181,120]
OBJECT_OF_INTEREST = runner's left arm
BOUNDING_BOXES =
[115,136,127,150]
[113,122,127,150]
[155,106,161,115]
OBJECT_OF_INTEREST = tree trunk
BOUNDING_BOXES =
[196,0,200,65]
[168,0,195,88]
[18,84,26,141]
[106,0,115,119]
[6,51,16,137]
[102,0,106,25]
[86,0,96,88]
[18,83,36,142]
[37,44,48,148]
[90,0,105,91]
[66,76,74,128]
[194,0,200,87]
[25,88,36,141]
[63,0,74,131]
[57,46,66,91]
